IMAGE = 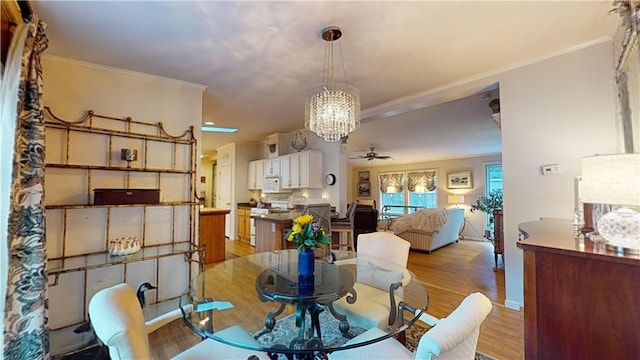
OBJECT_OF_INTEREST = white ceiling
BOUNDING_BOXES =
[33,1,617,166]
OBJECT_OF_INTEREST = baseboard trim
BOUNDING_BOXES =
[504,299,522,311]
[463,236,486,242]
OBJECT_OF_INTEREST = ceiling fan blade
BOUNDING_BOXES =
[375,155,392,159]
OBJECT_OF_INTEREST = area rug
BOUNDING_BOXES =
[254,310,497,359]
[253,309,366,349]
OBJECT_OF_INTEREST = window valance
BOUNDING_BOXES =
[380,172,404,193]
[407,171,437,192]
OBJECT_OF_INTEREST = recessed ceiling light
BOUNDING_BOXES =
[201,126,238,133]
[204,121,215,125]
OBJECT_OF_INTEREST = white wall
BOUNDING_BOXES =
[351,154,502,240]
[344,40,620,311]
[43,56,204,139]
[500,41,618,309]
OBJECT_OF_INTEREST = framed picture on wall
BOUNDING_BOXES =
[358,181,371,196]
[358,171,370,182]
[447,171,472,189]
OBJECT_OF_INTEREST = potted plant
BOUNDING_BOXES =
[470,189,503,239]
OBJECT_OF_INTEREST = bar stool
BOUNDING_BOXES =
[331,201,357,251]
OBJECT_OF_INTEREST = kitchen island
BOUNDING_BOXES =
[253,212,300,252]
[199,208,231,264]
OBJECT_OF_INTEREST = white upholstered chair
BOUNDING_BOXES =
[88,283,268,360]
[333,232,412,329]
[329,292,493,360]
[357,231,411,267]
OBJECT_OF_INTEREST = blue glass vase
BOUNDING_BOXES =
[298,274,315,297]
[298,247,315,276]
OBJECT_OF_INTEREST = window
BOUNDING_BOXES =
[408,171,437,210]
[486,164,503,195]
[379,170,438,215]
[485,163,503,230]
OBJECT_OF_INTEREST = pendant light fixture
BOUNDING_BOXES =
[305,26,361,142]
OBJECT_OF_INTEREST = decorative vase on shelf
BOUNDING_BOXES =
[298,247,315,276]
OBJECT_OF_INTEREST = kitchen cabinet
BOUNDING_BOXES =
[254,213,297,252]
[237,207,251,242]
[248,159,264,189]
[298,150,323,188]
[263,157,281,177]
[199,208,230,264]
[248,150,322,190]
[280,153,300,189]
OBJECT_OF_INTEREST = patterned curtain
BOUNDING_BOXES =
[2,19,49,360]
[379,172,404,193]
[407,171,437,192]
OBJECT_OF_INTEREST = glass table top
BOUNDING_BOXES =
[181,248,429,357]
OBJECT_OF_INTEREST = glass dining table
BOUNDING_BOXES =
[180,248,429,359]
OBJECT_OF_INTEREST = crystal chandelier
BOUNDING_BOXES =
[305,26,361,142]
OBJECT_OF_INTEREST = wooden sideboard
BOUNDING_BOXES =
[199,208,230,264]
[518,219,640,359]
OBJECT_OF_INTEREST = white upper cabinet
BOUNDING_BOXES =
[281,153,300,189]
[248,159,264,189]
[298,150,323,189]
[263,158,280,177]
[249,150,322,190]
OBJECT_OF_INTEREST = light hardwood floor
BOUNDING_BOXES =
[149,239,524,359]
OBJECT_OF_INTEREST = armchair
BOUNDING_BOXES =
[333,232,411,329]
[88,283,268,360]
[329,292,493,360]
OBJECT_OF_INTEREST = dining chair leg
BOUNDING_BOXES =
[346,230,354,251]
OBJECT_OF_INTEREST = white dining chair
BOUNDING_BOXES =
[89,283,268,360]
[329,292,493,360]
[333,232,411,329]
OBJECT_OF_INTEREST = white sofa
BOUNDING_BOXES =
[393,208,464,253]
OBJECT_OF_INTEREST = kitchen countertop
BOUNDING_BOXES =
[237,202,256,209]
[199,208,231,215]
[252,211,301,222]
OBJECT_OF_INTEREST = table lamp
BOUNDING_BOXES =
[580,153,640,255]
[448,195,465,208]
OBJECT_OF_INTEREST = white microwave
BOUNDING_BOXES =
[262,177,281,193]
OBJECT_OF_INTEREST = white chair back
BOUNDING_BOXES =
[89,283,151,360]
[357,231,410,267]
[415,292,493,359]
[303,203,332,234]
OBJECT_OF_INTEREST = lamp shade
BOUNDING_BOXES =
[580,153,640,206]
[448,195,465,204]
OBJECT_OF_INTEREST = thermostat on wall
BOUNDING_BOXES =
[541,164,561,175]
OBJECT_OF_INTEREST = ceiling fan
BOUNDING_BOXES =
[351,147,392,161]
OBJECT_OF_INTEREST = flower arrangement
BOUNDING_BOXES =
[286,214,331,251]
